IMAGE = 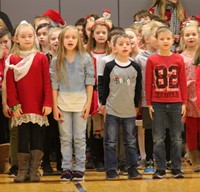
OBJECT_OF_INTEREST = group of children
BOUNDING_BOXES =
[0,0,200,183]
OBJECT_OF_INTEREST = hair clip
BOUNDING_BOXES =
[103,9,111,20]
[19,20,29,25]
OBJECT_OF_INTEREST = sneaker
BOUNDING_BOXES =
[152,170,166,179]
[144,160,154,174]
[60,170,73,181]
[96,162,105,172]
[73,171,85,181]
[128,166,142,179]
[166,161,171,170]
[119,164,128,175]
[106,170,119,180]
[8,165,18,177]
[144,167,154,174]
[171,169,184,178]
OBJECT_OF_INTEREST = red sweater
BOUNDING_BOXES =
[6,52,53,115]
[145,53,188,105]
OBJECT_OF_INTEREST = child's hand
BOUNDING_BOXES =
[81,103,90,120]
[100,105,106,122]
[100,104,106,116]
[53,106,64,123]
[42,106,52,116]
[148,105,154,119]
[135,107,139,114]
[181,104,186,118]
[13,107,23,117]
[3,104,11,118]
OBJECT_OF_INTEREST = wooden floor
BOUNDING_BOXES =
[1,161,200,192]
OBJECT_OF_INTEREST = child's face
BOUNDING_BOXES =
[76,25,84,40]
[182,26,199,48]
[37,27,49,46]
[125,30,138,50]
[93,25,108,44]
[49,31,61,52]
[114,37,132,57]
[63,28,78,51]
[157,31,174,51]
[16,27,35,51]
[0,34,12,50]
[85,22,93,38]
[147,30,159,51]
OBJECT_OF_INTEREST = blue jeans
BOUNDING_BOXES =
[152,102,182,170]
[58,111,87,172]
[104,114,138,171]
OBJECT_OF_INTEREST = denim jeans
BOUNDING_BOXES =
[104,114,138,171]
[58,111,87,172]
[152,102,182,170]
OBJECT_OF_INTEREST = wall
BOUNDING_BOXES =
[0,0,199,29]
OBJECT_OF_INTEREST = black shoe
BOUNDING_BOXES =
[119,164,128,175]
[166,161,171,170]
[72,171,85,181]
[106,170,119,180]
[152,170,166,179]
[86,158,95,169]
[42,163,53,174]
[128,166,142,179]
[96,162,105,172]
[60,170,73,181]
[171,169,184,178]
[8,165,18,178]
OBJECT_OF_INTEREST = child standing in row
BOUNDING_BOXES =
[6,21,53,182]
[135,20,164,172]
[42,27,62,174]
[102,33,142,180]
[180,24,200,171]
[50,26,94,181]
[145,26,188,179]
[87,19,111,171]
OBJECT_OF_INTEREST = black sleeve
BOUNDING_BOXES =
[98,75,103,103]
[132,62,142,108]
[102,61,116,105]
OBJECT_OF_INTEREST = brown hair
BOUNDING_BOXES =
[155,26,173,39]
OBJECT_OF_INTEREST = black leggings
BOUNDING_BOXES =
[18,122,45,153]
[0,97,9,144]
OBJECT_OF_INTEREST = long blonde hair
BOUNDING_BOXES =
[11,22,38,56]
[56,25,85,81]
[151,0,185,22]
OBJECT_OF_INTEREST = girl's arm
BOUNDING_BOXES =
[1,79,11,117]
[52,89,64,123]
[82,85,93,120]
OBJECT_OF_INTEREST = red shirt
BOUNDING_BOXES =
[145,53,188,105]
[6,52,52,115]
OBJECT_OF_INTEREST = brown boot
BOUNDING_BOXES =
[190,150,200,172]
[0,143,11,173]
[29,150,43,182]
[14,153,30,182]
